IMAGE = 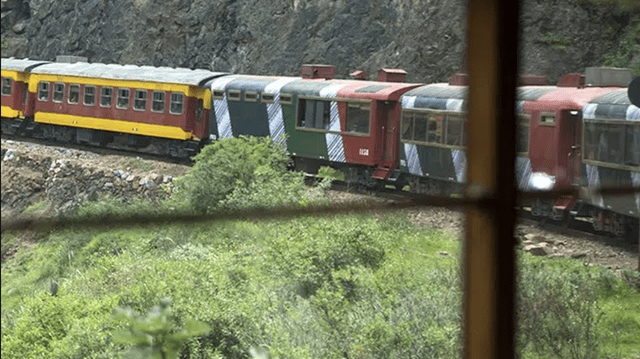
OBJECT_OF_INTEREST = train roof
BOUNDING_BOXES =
[29,62,227,86]
[584,89,639,121]
[281,78,421,101]
[1,58,51,72]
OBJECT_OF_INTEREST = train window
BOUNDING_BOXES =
[84,86,96,106]
[539,114,555,126]
[170,93,184,115]
[446,115,465,147]
[244,91,258,102]
[68,84,80,104]
[227,90,241,101]
[100,87,113,107]
[152,91,165,113]
[516,115,530,154]
[583,121,626,166]
[261,93,275,103]
[427,114,444,143]
[297,99,330,130]
[346,102,370,134]
[1,77,12,96]
[212,89,225,100]
[117,88,130,109]
[625,124,640,167]
[134,90,147,111]
[38,82,50,101]
[401,112,414,140]
[413,113,428,142]
[279,94,292,105]
[196,99,204,124]
[53,83,65,103]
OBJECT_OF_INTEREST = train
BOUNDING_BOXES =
[1,57,639,238]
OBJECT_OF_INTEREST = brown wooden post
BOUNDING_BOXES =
[464,1,520,358]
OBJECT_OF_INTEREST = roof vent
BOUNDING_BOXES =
[301,64,335,80]
[350,70,368,80]
[378,68,406,83]
[518,74,546,86]
[56,55,88,63]
[557,73,585,88]
[449,73,468,86]
[585,67,632,87]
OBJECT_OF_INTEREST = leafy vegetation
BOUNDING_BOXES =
[603,15,640,76]
[2,138,639,358]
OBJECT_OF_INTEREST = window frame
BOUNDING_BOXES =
[539,112,556,126]
[516,114,530,156]
[53,82,65,103]
[100,87,113,108]
[345,100,372,136]
[116,88,130,110]
[134,89,148,111]
[295,96,333,132]
[67,84,80,104]
[38,82,50,101]
[582,118,640,171]
[151,91,166,113]
[170,92,184,115]
[279,93,293,105]
[244,91,259,102]
[83,85,96,106]
[400,108,467,150]
[261,93,275,104]
[1,77,12,96]
[212,89,225,100]
[227,90,241,101]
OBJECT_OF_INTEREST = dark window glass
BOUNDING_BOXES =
[170,93,184,114]
[401,112,414,140]
[446,115,465,147]
[101,87,113,107]
[38,82,49,101]
[68,84,80,104]
[117,88,130,109]
[414,114,428,142]
[84,86,96,106]
[134,90,147,111]
[53,83,65,102]
[152,91,165,112]
[626,124,640,166]
[196,99,204,124]
[297,99,331,130]
[346,102,370,134]
[1,77,12,95]
[584,122,626,165]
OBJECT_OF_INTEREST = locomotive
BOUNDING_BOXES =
[1,58,638,237]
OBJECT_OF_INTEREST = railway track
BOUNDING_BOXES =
[3,134,638,251]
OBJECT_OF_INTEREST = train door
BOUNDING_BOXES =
[566,110,582,186]
[372,100,398,179]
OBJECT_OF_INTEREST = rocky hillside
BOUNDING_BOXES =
[1,0,638,83]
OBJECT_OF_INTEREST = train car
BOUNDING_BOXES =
[23,61,226,157]
[397,76,558,195]
[1,58,50,125]
[579,88,639,236]
[205,65,422,186]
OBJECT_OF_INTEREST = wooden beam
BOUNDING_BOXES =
[464,1,520,358]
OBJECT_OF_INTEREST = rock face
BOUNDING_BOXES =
[1,0,637,83]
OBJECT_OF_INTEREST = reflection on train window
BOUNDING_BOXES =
[516,116,530,154]
[38,82,49,101]
[170,93,184,115]
[346,102,370,134]
[583,121,635,168]
[446,115,466,147]
[117,88,130,109]
[84,86,96,106]
[152,91,165,113]
[1,77,12,95]
[297,99,330,130]
[401,113,414,140]
[53,83,65,103]
[100,87,113,107]
[134,90,147,111]
[68,84,80,104]
[427,114,443,143]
